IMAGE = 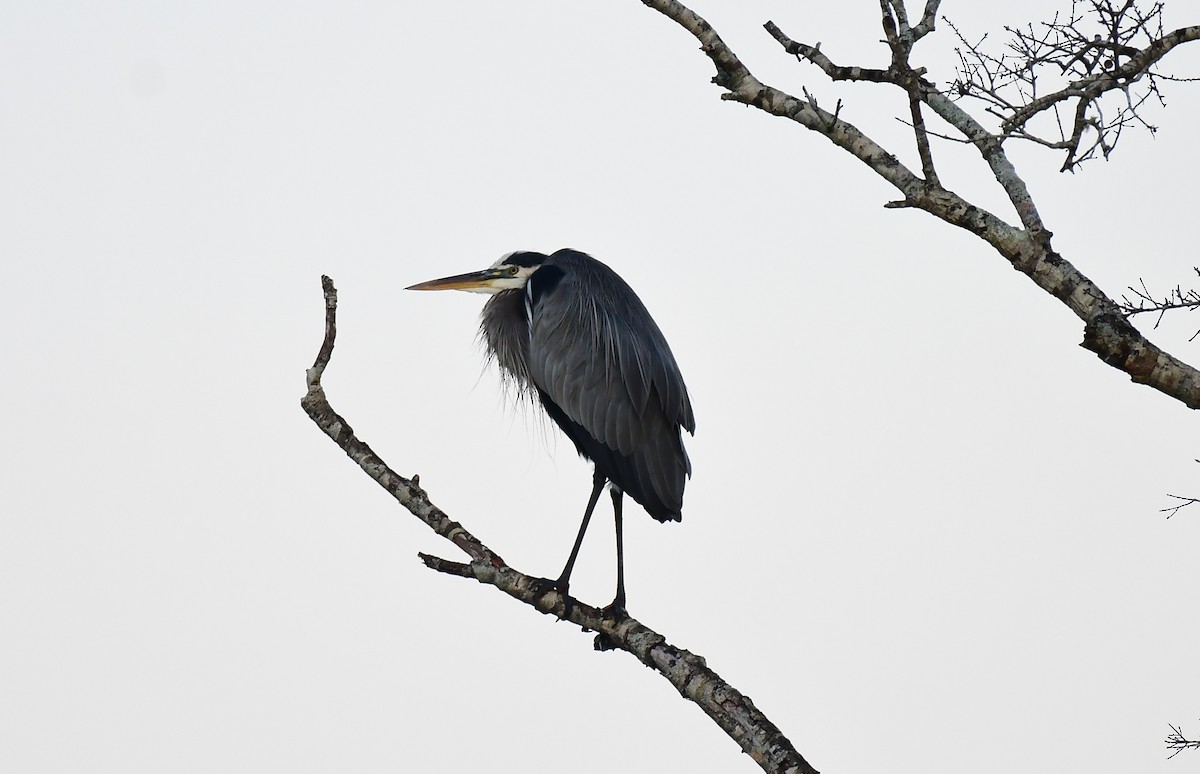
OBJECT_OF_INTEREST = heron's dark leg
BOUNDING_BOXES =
[554,470,607,597]
[605,487,627,618]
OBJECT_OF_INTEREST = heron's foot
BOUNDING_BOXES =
[529,576,574,619]
[594,598,628,650]
[600,596,628,621]
[593,632,619,651]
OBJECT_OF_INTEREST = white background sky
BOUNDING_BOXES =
[3,2,1199,772]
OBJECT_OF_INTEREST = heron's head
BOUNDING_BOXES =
[406,251,547,295]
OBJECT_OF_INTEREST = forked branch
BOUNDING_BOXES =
[639,0,1200,410]
[300,276,819,774]
[1160,493,1200,518]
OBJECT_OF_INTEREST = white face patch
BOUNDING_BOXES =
[482,255,540,292]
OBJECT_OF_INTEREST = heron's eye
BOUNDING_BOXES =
[507,266,519,276]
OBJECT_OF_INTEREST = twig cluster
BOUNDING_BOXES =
[1119,269,1200,339]
[949,0,1196,170]
[1166,722,1200,757]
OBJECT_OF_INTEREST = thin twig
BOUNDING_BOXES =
[1159,494,1200,519]
[1118,270,1200,338]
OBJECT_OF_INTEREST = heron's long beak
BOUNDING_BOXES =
[405,268,502,292]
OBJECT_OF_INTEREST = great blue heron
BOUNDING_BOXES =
[407,248,694,615]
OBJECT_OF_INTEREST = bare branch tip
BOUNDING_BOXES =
[419,553,474,578]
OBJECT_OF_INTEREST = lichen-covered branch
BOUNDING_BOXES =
[912,0,942,40]
[639,0,1200,410]
[641,1,928,199]
[301,277,505,568]
[300,276,819,774]
[763,20,1049,235]
[877,1,942,185]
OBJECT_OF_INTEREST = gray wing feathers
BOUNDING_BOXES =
[527,253,693,511]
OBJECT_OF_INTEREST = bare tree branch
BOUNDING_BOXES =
[906,83,941,185]
[300,276,820,774]
[878,1,943,185]
[762,20,1049,235]
[639,0,1200,411]
[912,0,942,41]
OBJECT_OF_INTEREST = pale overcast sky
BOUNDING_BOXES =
[3,2,1199,773]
